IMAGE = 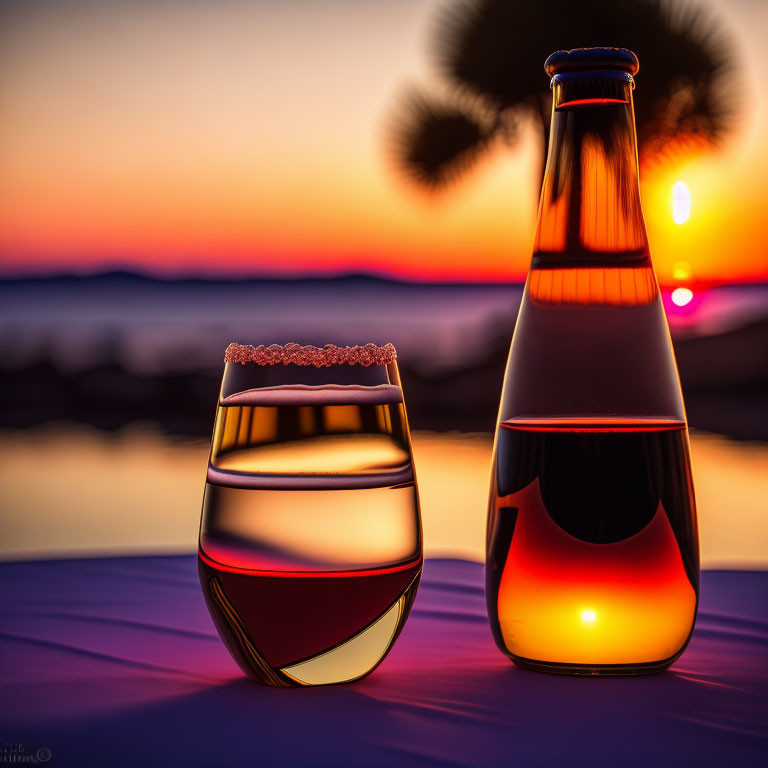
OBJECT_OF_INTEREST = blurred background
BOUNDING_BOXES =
[1,0,766,566]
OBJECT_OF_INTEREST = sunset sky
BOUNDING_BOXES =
[1,0,767,283]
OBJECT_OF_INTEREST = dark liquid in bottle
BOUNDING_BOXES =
[486,420,698,674]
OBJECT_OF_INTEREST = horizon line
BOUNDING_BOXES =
[0,267,528,287]
[0,268,766,290]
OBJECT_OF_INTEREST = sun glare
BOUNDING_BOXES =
[581,609,597,624]
[671,287,694,307]
[672,181,691,225]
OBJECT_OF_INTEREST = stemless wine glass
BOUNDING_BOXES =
[198,342,422,687]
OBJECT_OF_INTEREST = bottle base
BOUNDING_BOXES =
[509,653,679,676]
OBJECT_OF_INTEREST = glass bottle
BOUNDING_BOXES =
[486,48,699,674]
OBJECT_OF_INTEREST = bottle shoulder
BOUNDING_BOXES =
[499,285,686,423]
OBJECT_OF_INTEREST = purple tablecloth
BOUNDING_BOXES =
[1,556,766,767]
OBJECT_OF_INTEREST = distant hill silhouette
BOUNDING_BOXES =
[0,270,521,290]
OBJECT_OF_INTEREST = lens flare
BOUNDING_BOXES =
[671,287,694,307]
[672,181,691,225]
[672,261,692,281]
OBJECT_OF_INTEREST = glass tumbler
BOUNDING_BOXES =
[198,342,422,686]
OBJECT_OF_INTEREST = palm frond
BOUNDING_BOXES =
[388,0,738,192]
[636,0,737,155]
[433,0,547,109]
[386,88,498,191]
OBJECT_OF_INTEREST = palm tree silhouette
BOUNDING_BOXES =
[388,0,735,191]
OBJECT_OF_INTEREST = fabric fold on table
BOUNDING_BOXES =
[1,556,766,767]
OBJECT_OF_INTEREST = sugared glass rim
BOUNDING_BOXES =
[224,342,397,367]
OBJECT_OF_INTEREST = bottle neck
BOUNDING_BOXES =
[533,72,649,269]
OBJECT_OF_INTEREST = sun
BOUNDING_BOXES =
[672,181,691,225]
[671,287,694,307]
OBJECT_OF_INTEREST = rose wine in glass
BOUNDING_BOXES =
[199,343,422,686]
[486,49,699,674]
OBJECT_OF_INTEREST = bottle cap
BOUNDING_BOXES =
[545,47,639,78]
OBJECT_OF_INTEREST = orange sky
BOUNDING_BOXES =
[0,0,767,283]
